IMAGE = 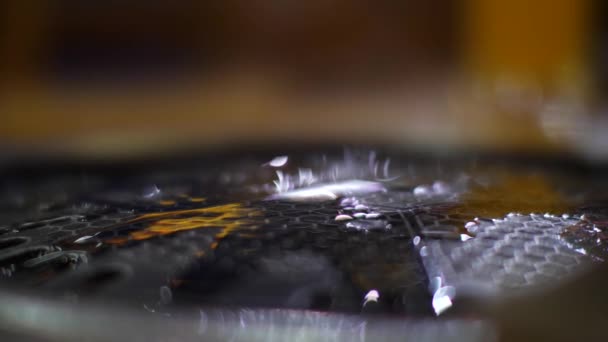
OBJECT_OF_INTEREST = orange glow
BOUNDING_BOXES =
[104,203,259,248]
[465,0,589,89]
[449,172,572,223]
[104,237,129,245]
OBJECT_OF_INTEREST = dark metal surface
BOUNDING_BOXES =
[0,147,607,340]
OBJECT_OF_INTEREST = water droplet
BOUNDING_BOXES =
[346,220,388,231]
[354,204,368,211]
[363,289,380,303]
[413,236,421,246]
[432,286,455,315]
[335,214,353,222]
[297,168,316,187]
[432,181,450,194]
[143,185,161,199]
[340,197,355,206]
[268,156,288,167]
[413,185,432,196]
[382,158,391,179]
[460,234,474,242]
[74,236,94,244]
[365,213,381,219]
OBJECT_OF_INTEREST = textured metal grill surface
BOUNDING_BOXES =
[0,148,607,321]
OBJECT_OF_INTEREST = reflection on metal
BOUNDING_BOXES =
[269,180,384,202]
[104,203,258,248]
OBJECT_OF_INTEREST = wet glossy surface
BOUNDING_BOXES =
[0,148,607,318]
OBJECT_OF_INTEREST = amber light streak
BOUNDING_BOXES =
[104,203,259,248]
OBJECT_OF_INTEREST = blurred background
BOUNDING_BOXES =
[0,0,605,160]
